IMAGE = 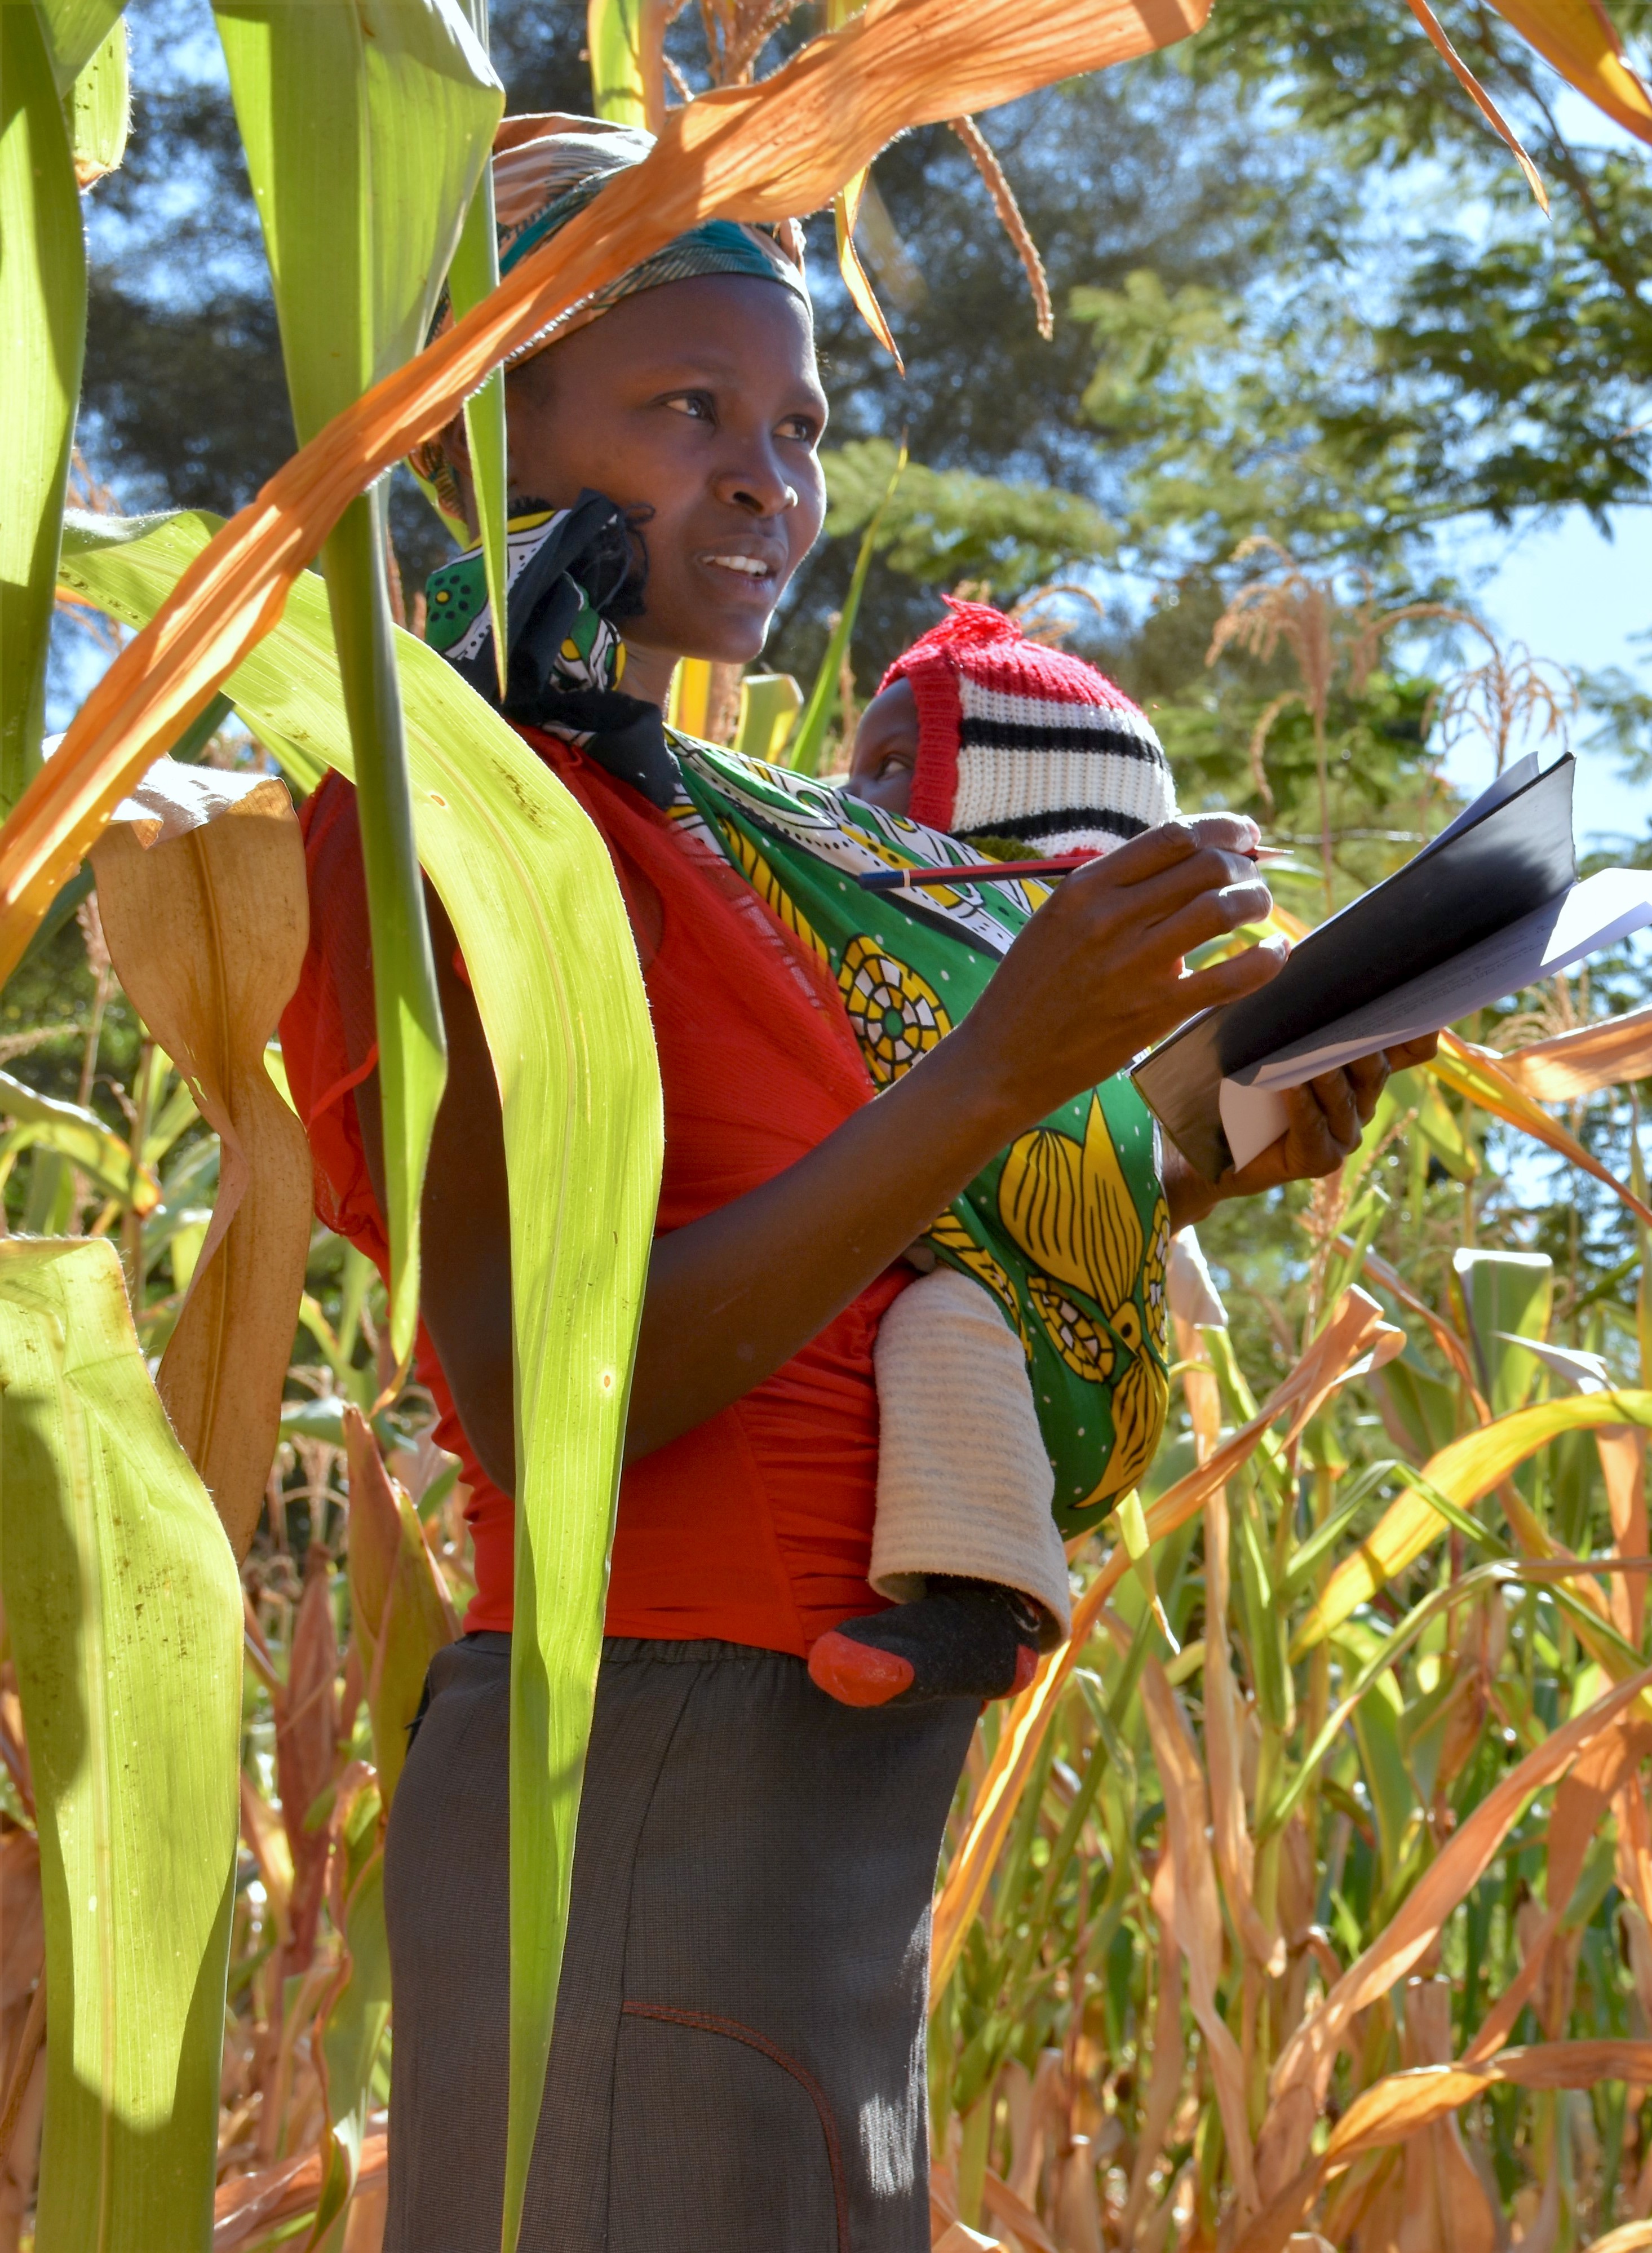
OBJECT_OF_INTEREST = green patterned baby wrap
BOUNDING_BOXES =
[667,733,1172,1537]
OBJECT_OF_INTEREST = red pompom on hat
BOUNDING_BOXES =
[879,598,1176,855]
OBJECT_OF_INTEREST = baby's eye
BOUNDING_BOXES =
[876,751,915,781]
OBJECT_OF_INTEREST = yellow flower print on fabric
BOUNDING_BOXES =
[998,1092,1144,1313]
[928,1211,1027,1347]
[1142,1195,1171,1357]
[715,818,831,968]
[1089,1352,1171,1503]
[1000,1094,1170,1498]
[1028,1274,1114,1384]
[838,936,951,1085]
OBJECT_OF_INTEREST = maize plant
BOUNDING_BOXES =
[2,0,1652,2249]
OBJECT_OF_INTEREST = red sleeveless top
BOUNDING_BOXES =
[280,727,907,1654]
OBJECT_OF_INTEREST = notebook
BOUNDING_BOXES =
[1132,753,1652,1180]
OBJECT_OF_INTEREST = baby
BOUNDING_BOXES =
[806,602,1182,1710]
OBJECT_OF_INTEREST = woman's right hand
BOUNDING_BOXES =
[942,813,1287,1137]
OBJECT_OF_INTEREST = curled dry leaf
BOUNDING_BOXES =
[1242,2042,1652,2253]
[1141,1657,1259,2215]
[90,759,312,1557]
[0,0,1210,979]
[931,1288,1387,1992]
[1254,1663,1652,2211]
[1118,1855,1186,2247]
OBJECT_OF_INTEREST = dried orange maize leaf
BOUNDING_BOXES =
[0,0,1210,980]
[343,1405,455,1805]
[90,760,312,1559]
[1486,0,1652,144]
[1497,1002,1652,1102]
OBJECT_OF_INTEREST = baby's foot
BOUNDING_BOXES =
[807,1577,1043,1708]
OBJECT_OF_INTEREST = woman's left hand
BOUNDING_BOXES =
[1163,1033,1441,1228]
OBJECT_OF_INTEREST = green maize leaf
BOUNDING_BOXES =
[446,0,509,694]
[1295,1388,1652,1654]
[64,11,128,182]
[734,672,804,763]
[214,0,500,444]
[0,3,85,815]
[587,0,648,125]
[326,486,444,1363]
[0,1237,242,2252]
[33,0,125,92]
[786,440,907,775]
[1453,1248,1552,1415]
[0,1065,160,1211]
[215,0,503,1361]
[57,507,662,2253]
[1370,1349,1460,1464]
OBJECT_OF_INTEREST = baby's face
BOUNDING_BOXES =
[847,679,919,813]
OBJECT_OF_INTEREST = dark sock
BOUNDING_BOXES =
[807,1577,1043,1709]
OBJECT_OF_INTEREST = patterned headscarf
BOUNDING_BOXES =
[410,112,809,526]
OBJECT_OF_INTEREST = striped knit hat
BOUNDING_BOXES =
[881,599,1176,855]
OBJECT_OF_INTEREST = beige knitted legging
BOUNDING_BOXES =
[871,1265,1072,1646]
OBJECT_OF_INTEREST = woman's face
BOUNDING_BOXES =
[847,678,919,813]
[499,273,826,671]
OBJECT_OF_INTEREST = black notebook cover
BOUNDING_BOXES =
[1215,755,1576,1078]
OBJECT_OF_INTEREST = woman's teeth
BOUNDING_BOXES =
[704,554,770,578]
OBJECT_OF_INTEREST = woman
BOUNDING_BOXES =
[284,116,1418,2253]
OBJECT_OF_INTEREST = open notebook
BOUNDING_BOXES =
[1132,752,1652,1180]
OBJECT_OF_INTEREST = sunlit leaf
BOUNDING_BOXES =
[1296,1390,1652,1651]
[0,1237,241,2253]
[1485,0,1652,146]
[0,2,84,814]
[89,764,313,1559]
[57,504,661,2253]
[214,0,503,1360]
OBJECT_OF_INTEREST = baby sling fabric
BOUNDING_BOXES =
[667,733,1173,1534]
[425,505,1172,1534]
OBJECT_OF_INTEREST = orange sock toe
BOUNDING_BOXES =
[808,1630,916,1708]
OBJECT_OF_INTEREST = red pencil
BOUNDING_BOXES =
[857,846,1288,893]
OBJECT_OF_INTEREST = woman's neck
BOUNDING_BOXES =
[619,640,681,709]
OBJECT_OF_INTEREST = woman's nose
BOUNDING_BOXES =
[710,445,797,518]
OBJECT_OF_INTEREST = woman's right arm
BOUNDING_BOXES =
[361,814,1282,1491]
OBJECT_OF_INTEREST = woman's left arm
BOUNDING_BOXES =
[1163,1033,1442,1232]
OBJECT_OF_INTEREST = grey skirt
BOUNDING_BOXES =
[382,1632,977,2253]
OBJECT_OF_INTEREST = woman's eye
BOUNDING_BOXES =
[778,415,820,445]
[662,392,713,420]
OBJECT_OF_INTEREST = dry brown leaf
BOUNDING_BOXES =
[1256,1661,1652,2206]
[1601,1427,1649,1645]
[214,2131,387,2250]
[278,1550,341,1972]
[0,0,1210,978]
[1485,0,1652,146]
[1141,1657,1260,2215]
[1396,1978,1497,2252]
[1242,2040,1652,2253]
[1497,1003,1652,1102]
[1118,1858,1186,2247]
[1406,0,1548,206]
[1430,1033,1652,1229]
[931,1287,1386,1992]
[91,764,312,1558]
[1584,2223,1652,2253]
